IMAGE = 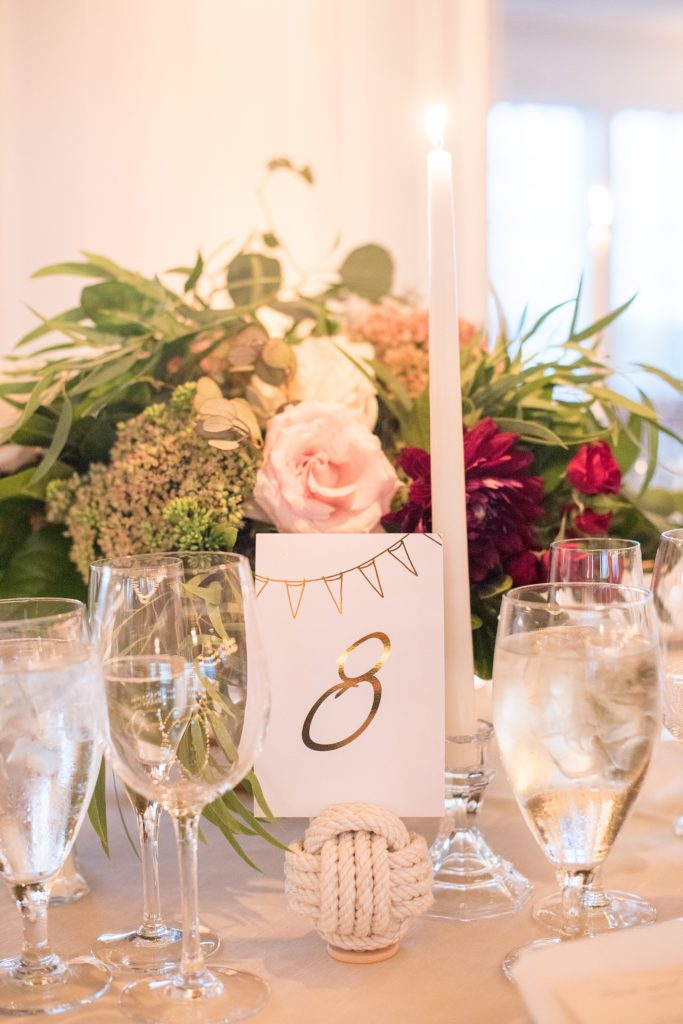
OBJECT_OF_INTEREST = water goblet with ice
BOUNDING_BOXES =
[0,598,111,1015]
[493,582,660,976]
[533,537,657,932]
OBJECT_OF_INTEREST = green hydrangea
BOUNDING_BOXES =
[47,383,260,581]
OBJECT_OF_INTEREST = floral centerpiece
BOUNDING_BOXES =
[0,163,678,700]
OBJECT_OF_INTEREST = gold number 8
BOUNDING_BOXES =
[301,631,391,752]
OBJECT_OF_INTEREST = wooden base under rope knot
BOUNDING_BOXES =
[327,942,399,964]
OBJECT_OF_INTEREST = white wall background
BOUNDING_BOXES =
[0,0,491,352]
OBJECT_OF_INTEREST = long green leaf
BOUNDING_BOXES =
[493,417,566,447]
[586,385,659,421]
[16,307,86,348]
[521,299,574,343]
[32,262,112,280]
[0,461,71,501]
[80,252,175,304]
[568,277,583,338]
[570,294,636,342]
[30,395,73,483]
[201,802,261,871]
[634,363,683,396]
[0,373,61,445]
[87,758,109,856]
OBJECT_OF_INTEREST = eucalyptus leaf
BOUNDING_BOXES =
[338,244,394,302]
[226,253,281,307]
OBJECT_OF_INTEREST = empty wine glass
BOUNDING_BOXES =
[534,537,657,933]
[0,598,111,1015]
[493,583,660,977]
[89,555,220,973]
[98,551,270,1023]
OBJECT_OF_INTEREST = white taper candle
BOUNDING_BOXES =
[426,106,477,748]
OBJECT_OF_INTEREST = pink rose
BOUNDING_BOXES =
[253,401,399,532]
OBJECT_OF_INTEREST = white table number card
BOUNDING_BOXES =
[254,533,445,816]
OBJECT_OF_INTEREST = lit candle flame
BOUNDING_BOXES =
[426,105,447,150]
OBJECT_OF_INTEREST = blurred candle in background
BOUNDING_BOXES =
[426,105,477,752]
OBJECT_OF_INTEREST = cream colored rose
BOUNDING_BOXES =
[249,335,378,428]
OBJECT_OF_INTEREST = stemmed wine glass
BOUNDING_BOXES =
[0,598,111,1015]
[493,582,660,976]
[533,537,657,932]
[89,555,220,973]
[96,551,270,1023]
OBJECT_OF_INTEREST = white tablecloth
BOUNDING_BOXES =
[3,739,683,1024]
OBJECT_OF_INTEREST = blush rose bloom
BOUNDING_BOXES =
[253,401,399,532]
[249,335,378,428]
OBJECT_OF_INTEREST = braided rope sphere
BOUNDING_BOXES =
[284,802,434,951]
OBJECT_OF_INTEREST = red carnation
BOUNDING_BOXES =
[574,508,613,535]
[566,441,621,495]
[383,418,545,584]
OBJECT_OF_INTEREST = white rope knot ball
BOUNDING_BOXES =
[284,802,434,952]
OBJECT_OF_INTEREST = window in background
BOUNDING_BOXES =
[611,109,683,383]
[487,102,589,347]
[488,100,683,485]
[610,108,683,485]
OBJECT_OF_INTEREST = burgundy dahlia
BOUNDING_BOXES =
[383,418,545,585]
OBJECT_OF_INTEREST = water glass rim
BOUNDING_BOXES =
[660,528,683,544]
[90,550,250,574]
[550,536,640,552]
[0,597,86,627]
[90,554,183,572]
[503,581,653,608]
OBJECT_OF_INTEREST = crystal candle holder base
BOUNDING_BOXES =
[50,848,90,906]
[430,720,533,921]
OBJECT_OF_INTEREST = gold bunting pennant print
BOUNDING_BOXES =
[255,534,441,621]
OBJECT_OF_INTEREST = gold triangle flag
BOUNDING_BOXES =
[323,573,344,614]
[358,560,384,598]
[285,580,306,619]
[388,539,418,576]
[254,575,270,597]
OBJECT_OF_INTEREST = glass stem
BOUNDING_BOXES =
[172,813,209,990]
[12,882,64,982]
[136,798,165,939]
[559,868,593,939]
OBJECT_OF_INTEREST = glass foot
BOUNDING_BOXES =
[430,721,534,921]
[121,967,269,1024]
[93,924,220,974]
[534,888,656,933]
[0,956,111,1016]
[502,937,560,982]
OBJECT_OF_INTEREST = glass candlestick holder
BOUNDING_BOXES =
[50,847,90,906]
[430,720,533,921]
